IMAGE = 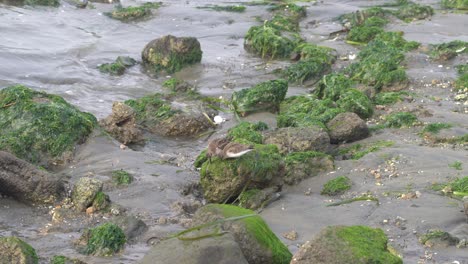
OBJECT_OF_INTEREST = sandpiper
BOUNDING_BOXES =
[206,137,230,160]
[221,142,254,159]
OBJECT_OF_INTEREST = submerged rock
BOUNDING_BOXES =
[0,85,97,166]
[0,151,64,204]
[231,79,288,116]
[98,56,137,76]
[99,102,144,144]
[283,151,334,185]
[192,204,292,264]
[291,225,402,264]
[200,144,283,203]
[264,126,330,154]
[0,237,39,264]
[71,177,106,212]
[142,35,202,73]
[326,112,369,144]
[110,215,148,243]
[238,187,280,210]
[140,233,249,264]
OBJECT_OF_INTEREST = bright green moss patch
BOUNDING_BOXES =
[338,140,394,160]
[231,79,288,116]
[278,95,344,128]
[442,0,468,9]
[0,85,97,165]
[282,58,332,84]
[346,40,407,91]
[0,236,39,264]
[197,5,246,12]
[294,43,336,63]
[210,204,292,264]
[336,89,373,119]
[315,73,354,101]
[321,176,351,195]
[384,112,418,128]
[124,93,177,123]
[374,91,411,105]
[450,176,468,192]
[227,121,267,145]
[112,170,133,185]
[448,161,463,170]
[347,26,384,43]
[429,40,468,61]
[374,31,420,51]
[106,2,161,22]
[162,77,182,90]
[244,25,295,59]
[194,149,208,168]
[99,56,136,76]
[84,223,126,256]
[421,122,452,134]
[433,176,468,196]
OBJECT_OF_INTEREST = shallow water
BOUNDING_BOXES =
[1,0,468,263]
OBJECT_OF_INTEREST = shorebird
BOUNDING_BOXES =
[206,137,230,160]
[221,142,254,159]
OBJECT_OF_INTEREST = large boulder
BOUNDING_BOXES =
[99,102,144,144]
[0,85,97,166]
[71,177,106,212]
[192,204,292,264]
[264,126,330,154]
[283,151,334,185]
[142,35,202,73]
[124,93,217,137]
[140,233,249,264]
[200,144,283,203]
[0,237,38,264]
[0,151,64,204]
[290,225,402,264]
[231,79,288,116]
[326,112,369,144]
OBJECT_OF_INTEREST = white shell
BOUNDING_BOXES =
[213,115,225,124]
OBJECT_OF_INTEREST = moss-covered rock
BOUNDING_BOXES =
[315,73,353,101]
[429,40,468,61]
[326,112,369,144]
[339,7,389,29]
[393,2,433,22]
[294,43,337,63]
[112,170,133,185]
[124,93,216,137]
[347,25,384,43]
[337,140,394,160]
[264,126,330,154]
[384,111,418,128]
[82,223,126,256]
[238,187,279,210]
[282,58,332,84]
[0,236,38,264]
[442,0,468,10]
[142,35,202,73]
[277,95,344,128]
[200,144,283,203]
[105,2,161,22]
[244,25,295,59]
[227,121,267,145]
[345,40,407,91]
[419,229,459,248]
[24,0,59,7]
[109,215,148,243]
[283,151,334,185]
[98,56,136,76]
[0,151,64,205]
[336,89,373,119]
[231,79,288,116]
[99,101,144,144]
[192,204,292,264]
[290,225,402,264]
[321,176,352,195]
[268,2,306,19]
[373,31,420,51]
[0,85,97,166]
[71,177,104,212]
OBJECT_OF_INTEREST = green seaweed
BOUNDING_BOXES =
[267,2,306,18]
[419,229,459,245]
[384,112,418,128]
[448,161,463,170]
[124,93,177,124]
[338,140,394,160]
[231,79,288,116]
[347,26,384,43]
[84,223,126,256]
[227,121,267,145]
[24,0,59,6]
[321,176,352,195]
[393,2,433,22]
[374,91,411,105]
[315,73,354,101]
[450,176,468,192]
[266,14,300,32]
[429,40,468,61]
[420,122,452,134]
[336,89,374,118]
[282,57,331,84]
[0,237,39,264]
[454,64,468,90]
[194,149,208,168]
[244,25,295,59]
[441,0,468,9]
[99,56,136,76]
[0,85,97,165]
[112,170,133,185]
[284,151,330,165]
[105,2,161,22]
[197,5,246,12]
[339,7,389,28]
[374,31,420,51]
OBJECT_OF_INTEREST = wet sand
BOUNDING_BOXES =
[0,0,467,263]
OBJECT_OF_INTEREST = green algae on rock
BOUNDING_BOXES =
[142,35,202,74]
[0,236,39,264]
[290,225,402,264]
[336,89,373,119]
[442,0,468,9]
[105,2,162,22]
[374,91,412,105]
[231,79,288,116]
[419,229,459,247]
[112,170,133,185]
[98,56,137,76]
[284,151,334,185]
[192,204,292,264]
[244,25,295,59]
[429,40,468,61]
[83,223,126,256]
[374,31,420,51]
[315,73,354,101]
[337,140,394,160]
[384,112,418,128]
[393,1,433,22]
[267,2,306,19]
[71,177,108,212]
[0,85,97,165]
[227,121,268,145]
[200,144,283,203]
[197,4,246,12]
[421,122,452,135]
[24,0,59,7]
[321,176,352,195]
